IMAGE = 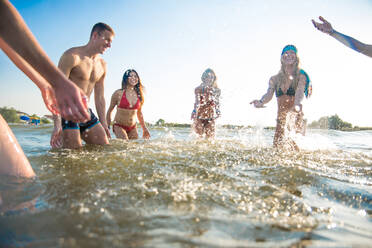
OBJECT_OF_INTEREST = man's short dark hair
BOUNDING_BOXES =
[90,22,114,38]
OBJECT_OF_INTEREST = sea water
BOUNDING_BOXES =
[0,124,371,247]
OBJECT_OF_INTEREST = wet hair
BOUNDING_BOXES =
[90,22,115,38]
[201,68,218,88]
[121,69,144,105]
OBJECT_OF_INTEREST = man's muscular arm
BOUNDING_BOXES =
[94,62,111,138]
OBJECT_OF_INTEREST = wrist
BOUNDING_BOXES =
[100,120,107,126]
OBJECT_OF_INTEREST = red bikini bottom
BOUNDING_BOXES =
[113,123,136,133]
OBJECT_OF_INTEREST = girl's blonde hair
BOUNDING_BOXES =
[201,68,218,88]
[277,45,300,89]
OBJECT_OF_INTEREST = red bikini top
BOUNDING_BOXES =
[118,90,140,110]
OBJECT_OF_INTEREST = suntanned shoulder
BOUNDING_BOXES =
[58,47,82,67]
[99,56,107,66]
[97,56,107,76]
[114,89,123,95]
[269,75,278,86]
[112,89,123,103]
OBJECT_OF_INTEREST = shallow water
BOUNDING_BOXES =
[1,124,371,247]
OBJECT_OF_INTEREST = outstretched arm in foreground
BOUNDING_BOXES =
[312,16,372,58]
[0,0,89,121]
[0,37,59,115]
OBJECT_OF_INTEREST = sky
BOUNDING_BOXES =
[1,0,372,127]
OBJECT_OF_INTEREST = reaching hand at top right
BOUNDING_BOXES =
[312,16,334,35]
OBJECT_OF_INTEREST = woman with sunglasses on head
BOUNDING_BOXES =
[250,45,311,150]
[191,68,221,138]
[107,69,150,140]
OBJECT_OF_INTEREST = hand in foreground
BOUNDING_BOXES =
[39,81,59,116]
[53,80,90,123]
[312,16,334,35]
[250,100,265,108]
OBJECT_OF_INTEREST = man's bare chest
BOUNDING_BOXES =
[71,59,104,83]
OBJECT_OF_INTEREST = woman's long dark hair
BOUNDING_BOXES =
[121,69,144,105]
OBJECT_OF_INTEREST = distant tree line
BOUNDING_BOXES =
[0,107,20,123]
[0,106,51,124]
[154,119,247,129]
[151,116,368,131]
[308,114,353,130]
[154,119,190,128]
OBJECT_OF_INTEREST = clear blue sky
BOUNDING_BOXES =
[1,0,372,126]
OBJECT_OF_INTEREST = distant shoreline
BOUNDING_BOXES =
[3,106,372,132]
[150,123,372,132]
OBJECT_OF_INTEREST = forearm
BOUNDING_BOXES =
[331,30,372,57]
[294,79,306,107]
[294,91,304,107]
[259,79,275,104]
[95,98,107,125]
[0,0,66,87]
[259,90,274,104]
[52,114,62,129]
[193,92,200,112]
[137,112,147,129]
[106,107,113,124]
[0,37,50,91]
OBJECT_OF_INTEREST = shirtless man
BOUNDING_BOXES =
[50,23,114,149]
[312,16,372,58]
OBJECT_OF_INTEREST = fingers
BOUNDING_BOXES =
[50,132,62,148]
[319,16,328,24]
[72,95,90,121]
[45,101,59,116]
[41,87,60,115]
[59,97,89,123]
[51,138,62,149]
[54,87,89,122]
[59,106,74,122]
[311,19,317,28]
[50,103,60,116]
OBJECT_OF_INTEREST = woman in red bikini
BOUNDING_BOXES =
[107,69,150,140]
[191,68,221,138]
